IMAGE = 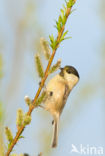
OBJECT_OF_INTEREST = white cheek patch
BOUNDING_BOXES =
[70,74,78,82]
[65,73,79,88]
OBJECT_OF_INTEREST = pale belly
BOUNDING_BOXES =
[44,78,67,114]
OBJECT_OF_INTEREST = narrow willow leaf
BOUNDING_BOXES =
[63,4,66,12]
[49,34,57,50]
[19,136,24,139]
[61,9,64,19]
[66,0,76,8]
[64,36,72,40]
[60,8,66,25]
[49,34,54,44]
[60,30,68,42]
[56,20,62,32]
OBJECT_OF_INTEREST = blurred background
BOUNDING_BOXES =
[0,0,105,155]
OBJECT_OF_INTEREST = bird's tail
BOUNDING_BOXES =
[52,115,59,148]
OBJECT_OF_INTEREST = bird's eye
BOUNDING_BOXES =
[66,69,71,74]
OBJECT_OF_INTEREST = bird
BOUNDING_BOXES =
[41,65,79,148]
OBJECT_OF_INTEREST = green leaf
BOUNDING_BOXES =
[49,34,57,50]
[61,9,64,18]
[17,135,24,141]
[60,30,68,42]
[70,8,76,14]
[63,4,67,12]
[60,31,72,43]
[19,136,24,139]
[66,0,76,8]
[55,20,62,32]
[49,34,54,44]
[60,9,66,25]
[58,16,63,28]
[64,36,72,40]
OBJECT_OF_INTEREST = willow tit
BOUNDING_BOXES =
[41,65,79,148]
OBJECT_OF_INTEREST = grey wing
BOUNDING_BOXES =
[60,84,70,114]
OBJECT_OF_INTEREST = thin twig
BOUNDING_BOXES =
[6,6,72,156]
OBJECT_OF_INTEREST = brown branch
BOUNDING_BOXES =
[5,7,72,156]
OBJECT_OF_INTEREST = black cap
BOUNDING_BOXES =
[60,65,80,78]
